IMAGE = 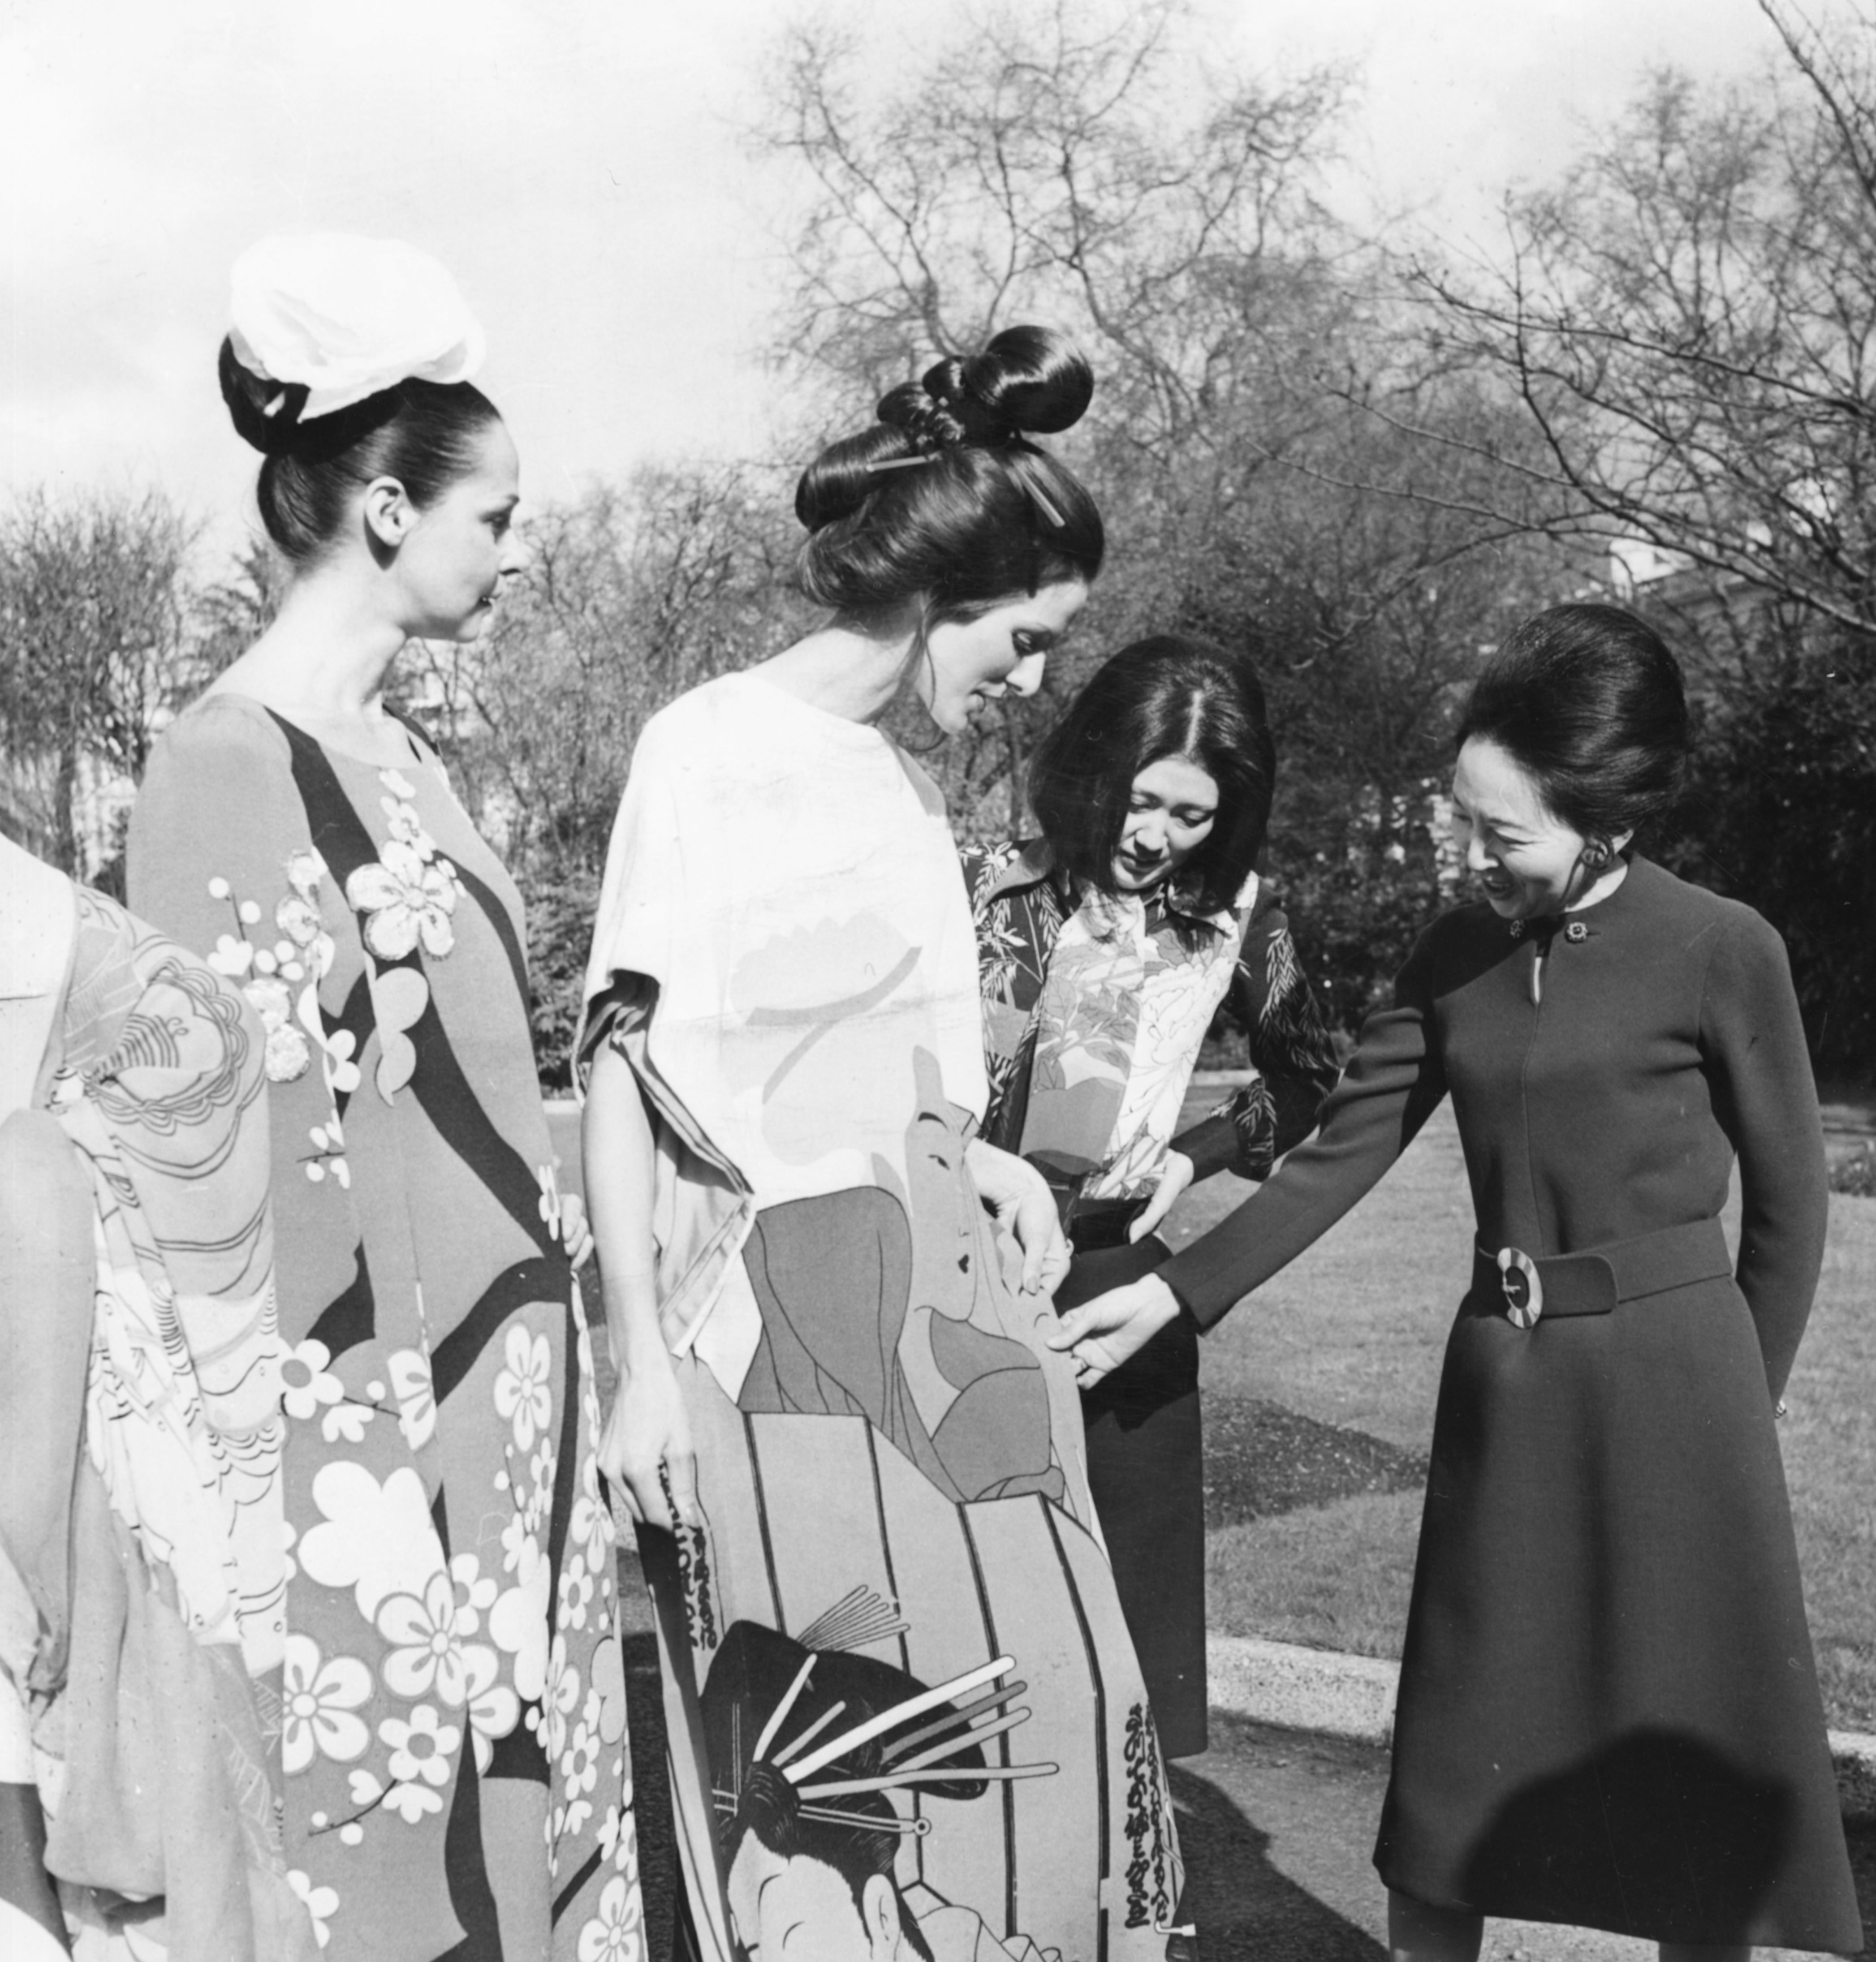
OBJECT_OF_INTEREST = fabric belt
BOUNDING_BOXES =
[1470,1217,1733,1328]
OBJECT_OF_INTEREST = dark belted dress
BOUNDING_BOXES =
[1160,856,1862,1953]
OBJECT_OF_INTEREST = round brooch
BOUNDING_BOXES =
[1508,919,1526,941]
[1564,920,1590,944]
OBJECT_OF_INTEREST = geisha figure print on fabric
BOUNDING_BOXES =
[583,671,1183,1962]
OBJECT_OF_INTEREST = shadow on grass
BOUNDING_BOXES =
[1170,1759,1386,1959]
[1204,1392,1427,1527]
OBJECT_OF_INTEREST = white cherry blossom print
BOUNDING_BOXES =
[388,1346,437,1451]
[285,846,329,899]
[380,1780,444,1825]
[376,1569,487,1705]
[576,1875,645,1962]
[321,1398,375,1446]
[499,1510,538,1578]
[569,1455,613,1574]
[597,1800,637,1873]
[298,1463,447,1622]
[494,1325,553,1451]
[541,1632,581,1763]
[535,1164,564,1243]
[282,1634,372,1774]
[287,1869,339,1950]
[561,1715,601,1801]
[382,795,438,857]
[345,821,463,961]
[517,1455,553,1540]
[586,1629,630,1747]
[281,1338,344,1424]
[463,1646,522,1773]
[244,972,311,1083]
[448,1551,497,1636]
[380,1704,461,1788]
[557,1551,595,1633]
[489,1535,551,1701]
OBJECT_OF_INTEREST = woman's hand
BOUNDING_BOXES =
[558,1191,594,1269]
[597,1339,700,1533]
[1129,1150,1194,1243]
[1047,1272,1184,1386]
[965,1138,1072,1295]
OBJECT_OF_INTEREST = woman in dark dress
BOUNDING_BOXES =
[1052,605,1863,1960]
[961,635,1337,1757]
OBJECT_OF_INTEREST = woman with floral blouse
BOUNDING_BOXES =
[962,633,1338,1756]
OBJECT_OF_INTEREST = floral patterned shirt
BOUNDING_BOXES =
[962,839,1340,1186]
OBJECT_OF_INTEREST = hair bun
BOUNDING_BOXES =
[874,327,1095,453]
[960,325,1093,436]
[218,337,310,456]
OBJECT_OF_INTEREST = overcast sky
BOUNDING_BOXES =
[0,0,1794,559]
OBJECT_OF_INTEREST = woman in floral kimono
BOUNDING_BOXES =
[962,634,1339,1758]
[128,237,639,1962]
[580,329,1186,1962]
[0,832,306,1959]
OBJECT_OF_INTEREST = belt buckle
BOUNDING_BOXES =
[1496,1246,1543,1329]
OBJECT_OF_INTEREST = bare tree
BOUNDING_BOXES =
[1385,3,1876,640]
[755,0,1560,1029]
[427,467,802,1079]
[0,489,198,873]
[766,1,1349,459]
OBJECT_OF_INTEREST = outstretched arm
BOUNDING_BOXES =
[1051,930,1449,1378]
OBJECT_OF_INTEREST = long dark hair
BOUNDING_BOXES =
[1456,603,1689,844]
[794,326,1104,625]
[1027,634,1276,916]
[219,338,502,568]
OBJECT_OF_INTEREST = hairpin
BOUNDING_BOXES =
[1028,484,1065,528]
[796,1763,1059,1800]
[783,1655,1013,1784]
[867,455,936,473]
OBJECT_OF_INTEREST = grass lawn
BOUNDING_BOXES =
[1164,1101,1876,1732]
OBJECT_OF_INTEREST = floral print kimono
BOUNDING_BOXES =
[129,694,639,1962]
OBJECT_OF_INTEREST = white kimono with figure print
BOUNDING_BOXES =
[583,671,1184,1962]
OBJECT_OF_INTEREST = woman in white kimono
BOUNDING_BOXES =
[580,328,1187,1962]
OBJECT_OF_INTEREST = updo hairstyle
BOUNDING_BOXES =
[1456,603,1689,845]
[795,325,1104,623]
[219,338,502,568]
[1028,634,1276,916]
